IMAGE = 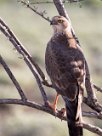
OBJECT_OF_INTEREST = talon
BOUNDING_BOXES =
[46,100,57,113]
[58,108,66,121]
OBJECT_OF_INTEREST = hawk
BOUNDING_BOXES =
[45,16,85,136]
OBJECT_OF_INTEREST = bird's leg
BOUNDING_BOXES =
[46,93,66,119]
[46,93,59,113]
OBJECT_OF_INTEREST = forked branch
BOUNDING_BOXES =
[0,17,49,104]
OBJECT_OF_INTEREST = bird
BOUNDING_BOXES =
[45,15,85,136]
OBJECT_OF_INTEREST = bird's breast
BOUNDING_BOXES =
[45,36,85,85]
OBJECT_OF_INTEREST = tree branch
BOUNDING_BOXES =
[29,0,82,5]
[83,123,102,136]
[22,53,48,105]
[53,0,69,19]
[85,61,97,100]
[82,111,102,120]
[0,55,27,101]
[0,18,50,104]
[92,84,102,93]
[0,17,48,87]
[84,97,102,113]
[0,98,102,135]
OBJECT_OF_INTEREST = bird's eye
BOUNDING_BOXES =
[58,19,63,23]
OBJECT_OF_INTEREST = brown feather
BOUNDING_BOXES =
[45,16,85,136]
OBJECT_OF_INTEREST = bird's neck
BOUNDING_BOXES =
[64,28,77,48]
[53,28,78,48]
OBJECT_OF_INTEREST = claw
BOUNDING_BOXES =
[57,108,66,121]
[46,100,57,112]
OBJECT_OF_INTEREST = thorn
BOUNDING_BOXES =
[27,0,29,4]
[34,6,38,10]
[43,10,47,15]
[18,55,23,59]
[12,48,17,52]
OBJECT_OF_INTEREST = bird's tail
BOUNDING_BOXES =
[64,84,83,136]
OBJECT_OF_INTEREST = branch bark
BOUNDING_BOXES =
[82,111,102,120]
[0,98,102,135]
[92,84,102,93]
[0,55,27,101]
[84,97,102,113]
[83,123,102,136]
[22,54,48,105]
[0,17,47,85]
[0,18,48,105]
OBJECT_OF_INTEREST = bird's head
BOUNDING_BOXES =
[50,16,71,34]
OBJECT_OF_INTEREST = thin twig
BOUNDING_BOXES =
[0,55,27,101]
[20,0,51,22]
[92,84,102,93]
[82,111,102,120]
[30,1,53,4]
[29,0,79,4]
[85,61,97,100]
[84,97,102,113]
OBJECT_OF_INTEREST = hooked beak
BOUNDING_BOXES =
[50,20,57,25]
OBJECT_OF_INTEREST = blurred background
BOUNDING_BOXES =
[0,0,102,136]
